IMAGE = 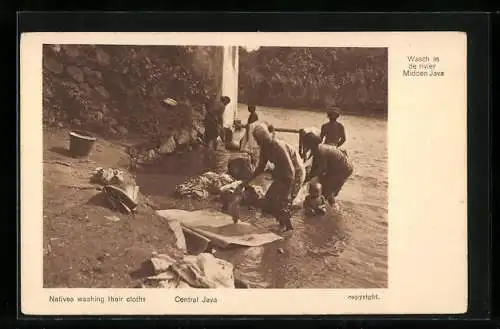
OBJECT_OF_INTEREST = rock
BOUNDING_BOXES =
[323,256,337,268]
[45,88,55,98]
[51,45,62,53]
[175,129,191,146]
[165,221,187,252]
[94,85,110,99]
[63,45,80,58]
[44,57,63,74]
[83,67,103,86]
[67,66,84,83]
[108,127,118,135]
[158,136,176,155]
[105,215,121,222]
[107,117,118,126]
[96,48,110,66]
[101,104,110,115]
[150,254,176,274]
[80,82,93,94]
[116,125,128,135]
[189,128,199,143]
[146,149,157,161]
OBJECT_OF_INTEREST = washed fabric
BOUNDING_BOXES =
[156,209,283,248]
[175,171,235,200]
[145,253,235,289]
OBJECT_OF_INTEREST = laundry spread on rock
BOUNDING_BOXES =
[175,171,235,200]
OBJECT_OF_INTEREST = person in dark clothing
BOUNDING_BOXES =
[247,105,259,125]
[299,127,321,161]
[204,96,231,150]
[320,107,346,147]
[302,131,353,206]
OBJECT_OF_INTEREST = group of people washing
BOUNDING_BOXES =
[203,96,354,233]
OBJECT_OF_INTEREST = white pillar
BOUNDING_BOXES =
[221,46,239,128]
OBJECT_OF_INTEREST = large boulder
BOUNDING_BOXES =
[158,136,176,155]
[67,66,85,83]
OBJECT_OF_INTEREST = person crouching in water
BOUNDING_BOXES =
[239,122,305,233]
[303,180,328,216]
[302,132,353,206]
[299,126,321,161]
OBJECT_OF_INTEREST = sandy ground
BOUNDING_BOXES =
[42,127,184,288]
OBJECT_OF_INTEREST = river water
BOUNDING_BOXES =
[139,104,387,289]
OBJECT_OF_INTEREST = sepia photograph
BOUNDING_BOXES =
[21,32,467,315]
[41,43,388,290]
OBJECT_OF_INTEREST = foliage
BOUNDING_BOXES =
[238,47,388,116]
[43,45,223,139]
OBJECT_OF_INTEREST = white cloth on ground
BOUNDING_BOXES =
[146,252,235,288]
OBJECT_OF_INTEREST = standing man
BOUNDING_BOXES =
[320,107,346,147]
[302,132,353,206]
[239,123,305,233]
[204,96,231,150]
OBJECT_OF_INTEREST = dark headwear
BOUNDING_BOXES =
[327,106,341,119]
[303,132,322,149]
[221,96,231,105]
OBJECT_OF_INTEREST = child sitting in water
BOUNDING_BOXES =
[303,181,328,216]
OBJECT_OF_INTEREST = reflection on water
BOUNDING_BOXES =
[138,104,387,288]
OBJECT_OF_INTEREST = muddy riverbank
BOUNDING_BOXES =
[43,104,387,289]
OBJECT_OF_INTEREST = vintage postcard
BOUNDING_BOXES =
[20,32,467,315]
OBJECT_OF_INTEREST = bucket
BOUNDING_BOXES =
[69,130,97,157]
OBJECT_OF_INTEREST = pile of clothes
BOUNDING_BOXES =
[91,167,126,185]
[91,167,139,214]
[175,171,235,200]
[143,252,235,289]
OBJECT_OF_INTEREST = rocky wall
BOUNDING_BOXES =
[43,44,224,142]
